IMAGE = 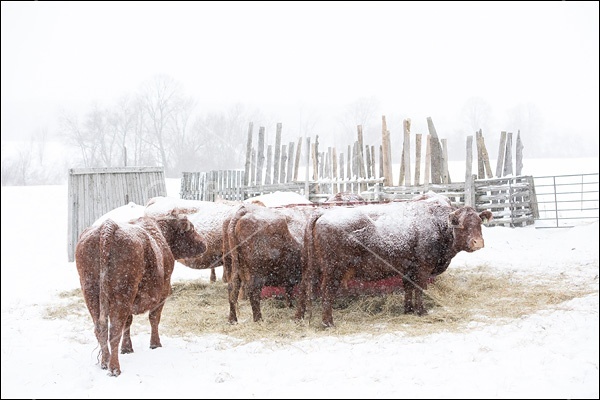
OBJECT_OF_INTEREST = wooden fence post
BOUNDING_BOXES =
[402,118,412,186]
[286,142,295,183]
[516,130,524,176]
[427,117,443,184]
[503,132,513,176]
[255,126,265,185]
[496,131,507,177]
[244,122,253,185]
[293,137,302,181]
[414,133,422,185]
[381,115,393,186]
[273,123,282,183]
[465,135,475,206]
[424,135,431,186]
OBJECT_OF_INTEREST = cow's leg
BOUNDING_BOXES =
[94,319,110,371]
[107,314,126,377]
[246,277,263,322]
[284,284,295,308]
[321,270,341,327]
[120,314,134,354]
[210,267,216,283]
[148,304,165,349]
[227,272,242,323]
[402,275,415,314]
[413,267,430,316]
[294,278,308,320]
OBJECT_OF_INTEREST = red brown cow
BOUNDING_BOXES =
[295,192,493,327]
[224,203,309,323]
[145,197,237,283]
[75,212,206,376]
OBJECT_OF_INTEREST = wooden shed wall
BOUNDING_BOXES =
[67,167,167,262]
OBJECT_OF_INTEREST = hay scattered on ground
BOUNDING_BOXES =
[47,266,596,344]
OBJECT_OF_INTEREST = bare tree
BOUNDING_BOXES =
[190,103,256,171]
[137,74,187,175]
[336,96,380,147]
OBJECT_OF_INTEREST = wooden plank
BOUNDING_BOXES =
[503,131,514,176]
[293,136,302,181]
[427,117,443,184]
[286,142,295,183]
[244,122,253,186]
[496,131,507,177]
[414,133,422,186]
[381,115,393,186]
[255,126,265,185]
[273,123,282,184]
[465,135,474,206]
[424,134,431,186]
[441,138,450,184]
[516,130,524,176]
[332,147,339,193]
[265,145,273,185]
[403,118,412,186]
[312,135,319,181]
[68,166,164,175]
[280,144,288,183]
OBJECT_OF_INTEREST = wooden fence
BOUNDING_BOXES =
[180,116,532,225]
[67,167,167,262]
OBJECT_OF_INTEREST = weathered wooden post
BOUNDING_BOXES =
[427,117,443,184]
[280,144,288,183]
[255,126,265,185]
[503,132,513,176]
[414,133,422,186]
[265,145,272,185]
[273,123,282,184]
[293,137,302,181]
[402,118,412,186]
[381,116,393,186]
[465,135,475,206]
[496,131,507,177]
[516,130,524,176]
[441,138,450,184]
[476,129,494,179]
[286,142,295,183]
[424,135,431,186]
[244,122,253,185]
[304,136,310,199]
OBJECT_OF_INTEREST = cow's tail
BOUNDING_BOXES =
[99,219,118,342]
[300,208,322,321]
[227,205,249,306]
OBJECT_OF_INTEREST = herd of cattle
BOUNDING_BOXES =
[75,191,492,376]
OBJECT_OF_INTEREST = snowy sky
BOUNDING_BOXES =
[1,1,599,148]
[1,168,598,398]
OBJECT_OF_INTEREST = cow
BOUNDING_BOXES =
[145,197,237,283]
[75,212,207,376]
[295,192,493,327]
[224,203,311,323]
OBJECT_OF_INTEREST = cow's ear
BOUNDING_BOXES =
[448,210,461,227]
[480,210,493,224]
[181,217,194,232]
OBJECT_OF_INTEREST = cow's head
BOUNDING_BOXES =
[163,212,207,259]
[448,207,493,252]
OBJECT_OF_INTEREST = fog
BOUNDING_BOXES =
[1,1,599,184]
